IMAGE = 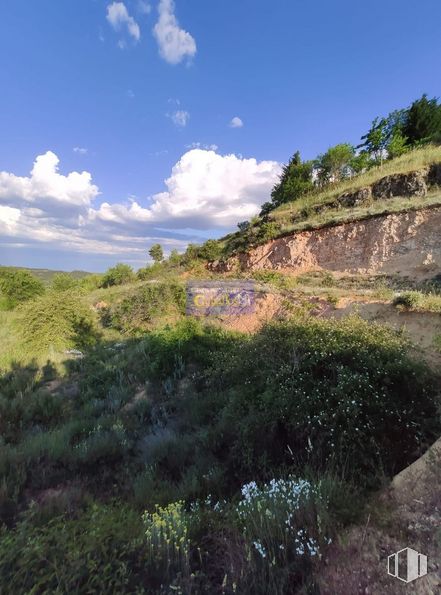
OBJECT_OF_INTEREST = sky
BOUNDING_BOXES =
[0,0,440,272]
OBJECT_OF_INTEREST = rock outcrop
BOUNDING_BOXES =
[211,204,441,279]
[210,167,441,279]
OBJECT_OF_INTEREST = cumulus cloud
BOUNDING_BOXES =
[0,150,280,267]
[106,2,141,42]
[0,151,99,210]
[92,149,281,228]
[167,110,190,127]
[73,146,88,155]
[229,116,244,128]
[153,0,196,65]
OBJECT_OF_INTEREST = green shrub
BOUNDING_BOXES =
[0,269,45,309]
[203,317,439,483]
[79,274,103,291]
[393,290,421,309]
[0,503,150,594]
[51,273,77,291]
[198,239,223,261]
[100,263,135,288]
[19,291,99,352]
[109,282,186,333]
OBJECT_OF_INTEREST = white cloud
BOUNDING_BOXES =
[73,147,88,155]
[0,150,280,265]
[0,151,99,209]
[186,142,218,151]
[153,0,196,65]
[168,110,189,127]
[106,2,141,42]
[229,116,244,128]
[93,149,281,228]
[0,205,20,230]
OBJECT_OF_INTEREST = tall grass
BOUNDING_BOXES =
[273,145,441,220]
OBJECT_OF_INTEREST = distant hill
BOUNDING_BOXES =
[0,265,92,286]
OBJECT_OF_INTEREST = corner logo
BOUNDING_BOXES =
[387,547,428,583]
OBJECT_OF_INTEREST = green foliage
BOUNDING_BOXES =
[198,239,223,261]
[108,281,186,333]
[0,269,45,309]
[403,94,441,146]
[202,318,438,481]
[79,273,103,291]
[0,311,438,592]
[393,290,441,313]
[149,243,164,263]
[19,291,99,352]
[358,117,389,163]
[393,291,420,310]
[51,272,77,292]
[100,263,135,288]
[0,503,150,594]
[136,262,164,280]
[316,143,355,184]
[168,248,182,266]
[143,501,191,587]
[268,151,314,211]
[387,129,408,159]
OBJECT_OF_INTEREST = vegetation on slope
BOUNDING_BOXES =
[0,294,439,592]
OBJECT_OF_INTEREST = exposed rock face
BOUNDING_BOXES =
[338,186,372,207]
[429,163,441,186]
[231,205,441,279]
[372,170,428,199]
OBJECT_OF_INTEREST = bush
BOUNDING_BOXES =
[100,263,135,288]
[51,273,77,291]
[19,291,99,352]
[203,317,439,483]
[0,503,150,594]
[79,274,103,291]
[0,269,45,309]
[198,239,223,262]
[393,291,420,310]
[109,282,186,333]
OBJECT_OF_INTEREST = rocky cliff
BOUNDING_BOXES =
[238,205,441,278]
[212,167,441,279]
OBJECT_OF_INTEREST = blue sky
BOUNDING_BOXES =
[0,0,440,272]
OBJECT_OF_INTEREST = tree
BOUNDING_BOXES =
[316,143,355,184]
[198,239,223,261]
[387,129,408,159]
[100,263,134,288]
[0,269,45,309]
[358,117,389,164]
[51,273,77,292]
[148,244,164,263]
[348,151,372,174]
[168,249,181,266]
[237,221,250,232]
[269,151,314,210]
[402,94,441,146]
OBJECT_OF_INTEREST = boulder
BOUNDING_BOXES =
[372,171,427,199]
[338,186,372,207]
[428,163,441,186]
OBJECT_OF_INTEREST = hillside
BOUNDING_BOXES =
[0,265,92,286]
[217,146,441,259]
[1,154,441,592]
